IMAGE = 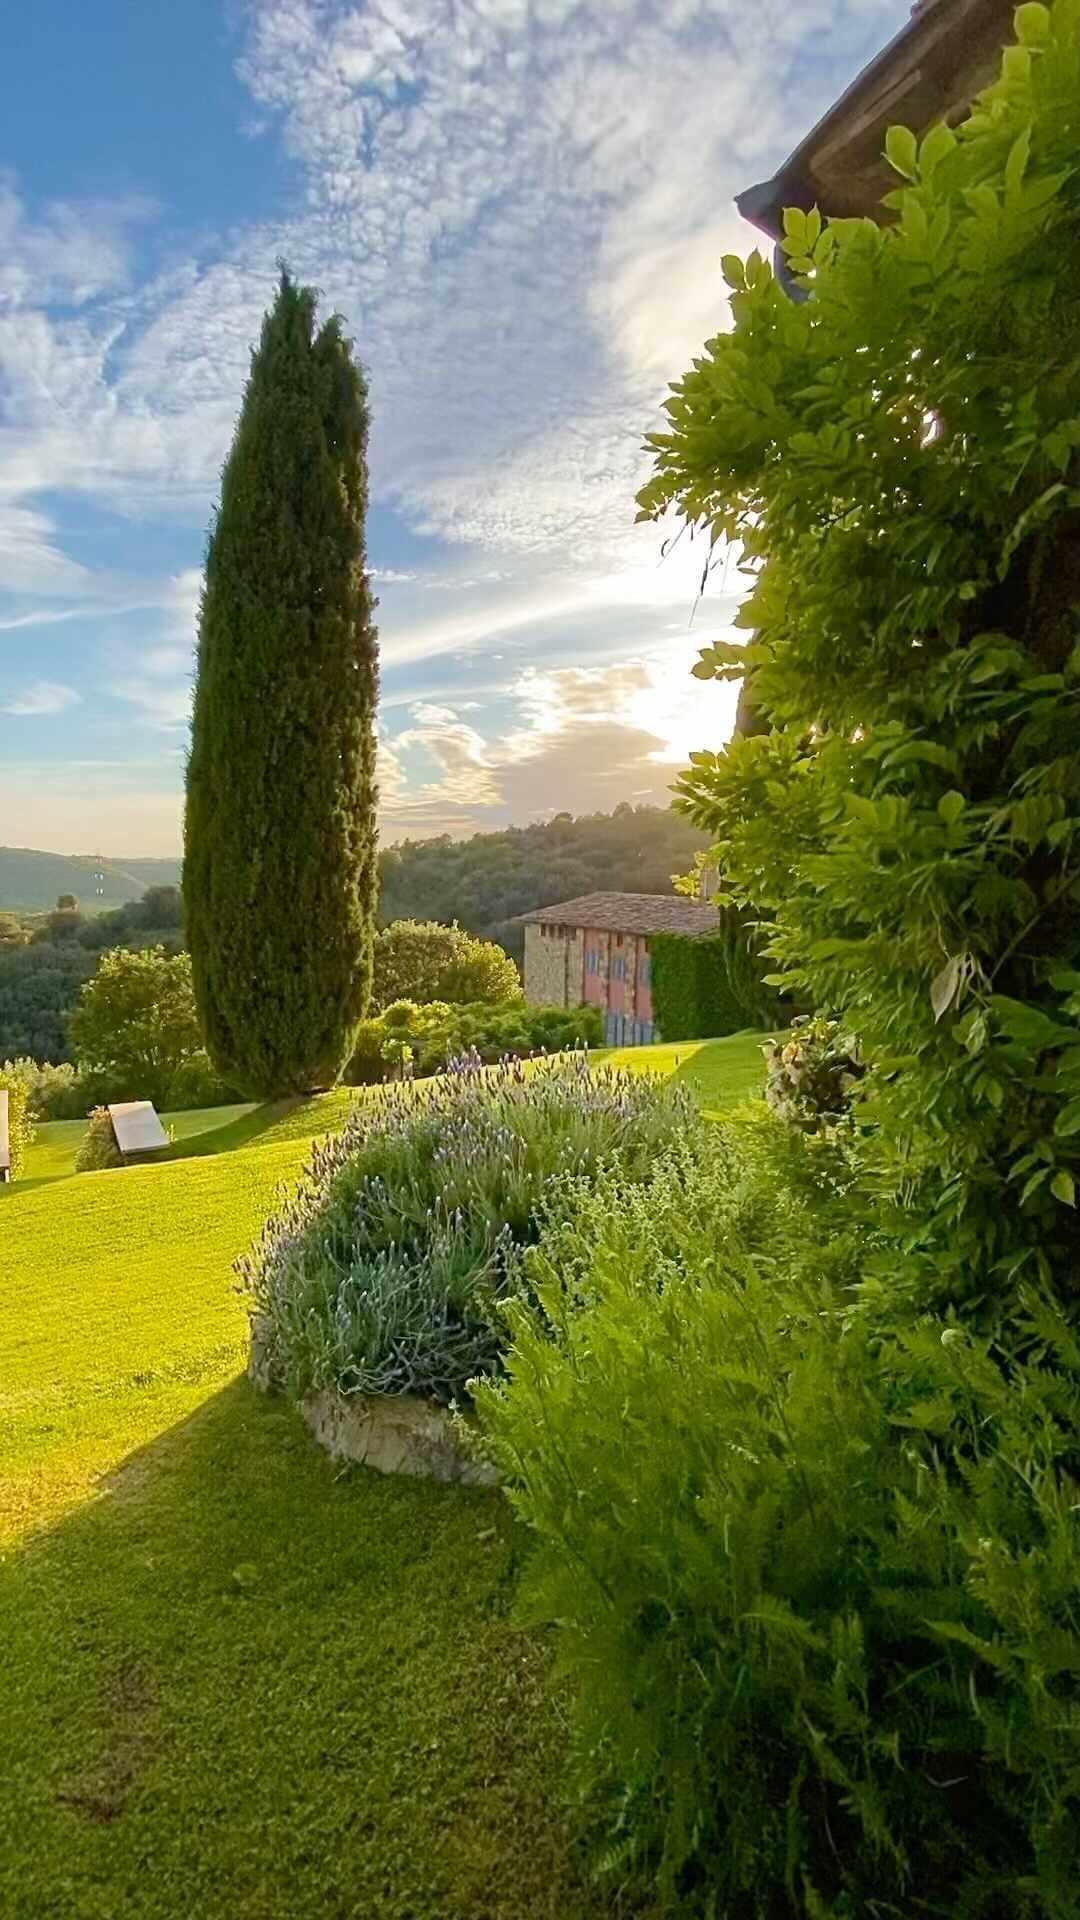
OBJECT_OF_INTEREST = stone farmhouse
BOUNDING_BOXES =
[518,892,720,1047]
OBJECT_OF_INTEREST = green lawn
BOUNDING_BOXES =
[21,1030,770,1190]
[21,1102,257,1185]
[0,1033,766,1917]
[0,1137,618,1919]
[600,1029,769,1115]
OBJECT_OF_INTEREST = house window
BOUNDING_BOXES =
[639,951,651,987]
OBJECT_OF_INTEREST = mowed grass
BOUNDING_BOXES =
[0,1136,624,1919]
[0,1034,766,1917]
[21,1086,383,1187]
[600,1029,769,1115]
[22,1029,769,1188]
[21,1103,258,1185]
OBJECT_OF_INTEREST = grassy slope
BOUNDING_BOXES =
[24,1031,769,1186]
[0,1139,615,1919]
[0,1034,765,1918]
[22,1103,258,1184]
[601,1029,768,1114]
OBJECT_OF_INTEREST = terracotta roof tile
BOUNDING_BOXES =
[517,892,721,937]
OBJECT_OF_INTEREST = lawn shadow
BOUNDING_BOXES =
[159,1100,303,1162]
[0,1376,624,1920]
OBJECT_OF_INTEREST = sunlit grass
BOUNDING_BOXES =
[0,1030,767,1916]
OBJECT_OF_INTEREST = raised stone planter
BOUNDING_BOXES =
[247,1315,496,1486]
[300,1388,498,1487]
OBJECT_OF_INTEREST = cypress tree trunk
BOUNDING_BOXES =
[183,269,378,1098]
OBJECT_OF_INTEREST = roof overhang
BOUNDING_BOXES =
[737,0,1016,244]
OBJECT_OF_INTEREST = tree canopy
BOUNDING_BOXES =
[372,921,521,1009]
[377,805,707,961]
[639,0,1080,1314]
[68,946,204,1109]
[184,268,379,1097]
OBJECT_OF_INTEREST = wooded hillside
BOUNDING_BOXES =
[377,805,707,959]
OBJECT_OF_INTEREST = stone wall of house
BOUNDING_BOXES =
[523,924,584,1006]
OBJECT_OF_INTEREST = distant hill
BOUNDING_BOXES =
[377,805,709,961]
[0,847,181,914]
[2,803,706,938]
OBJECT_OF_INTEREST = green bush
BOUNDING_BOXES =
[0,1056,81,1121]
[477,1126,1080,1917]
[0,1066,34,1179]
[74,1107,122,1173]
[344,998,603,1083]
[165,1050,241,1111]
[239,1054,693,1407]
[69,946,204,1112]
[638,0,1080,1322]
[372,920,521,1009]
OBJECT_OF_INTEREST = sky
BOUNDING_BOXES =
[1,0,907,857]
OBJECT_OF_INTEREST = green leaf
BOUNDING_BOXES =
[1050,1170,1076,1208]
[991,996,1071,1049]
[918,121,956,179]
[1004,129,1031,198]
[885,124,918,182]
[937,791,965,827]
[1013,2,1050,46]
[721,254,745,290]
[931,955,962,1022]
[1002,44,1032,83]
[782,207,807,246]
[1020,1167,1049,1205]
[1054,1099,1080,1139]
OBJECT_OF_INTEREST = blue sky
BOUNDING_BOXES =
[1,0,907,856]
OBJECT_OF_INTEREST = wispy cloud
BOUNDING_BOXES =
[3,679,82,716]
[0,0,905,848]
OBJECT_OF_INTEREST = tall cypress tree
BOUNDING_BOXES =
[184,269,378,1098]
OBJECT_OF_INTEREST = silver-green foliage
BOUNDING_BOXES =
[239,1053,693,1405]
[477,1121,1080,1916]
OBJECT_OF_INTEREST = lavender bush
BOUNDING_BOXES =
[238,1052,694,1406]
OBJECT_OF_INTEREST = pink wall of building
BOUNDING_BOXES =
[580,930,654,1024]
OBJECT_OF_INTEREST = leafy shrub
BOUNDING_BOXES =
[0,1066,34,1179]
[761,1013,863,1129]
[372,919,521,1009]
[477,1127,1080,1918]
[240,1053,693,1407]
[637,0,1080,1321]
[0,1056,81,1120]
[74,1107,122,1172]
[344,998,603,1084]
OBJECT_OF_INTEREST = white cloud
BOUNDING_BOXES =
[3,679,82,716]
[0,0,907,849]
[0,175,150,310]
